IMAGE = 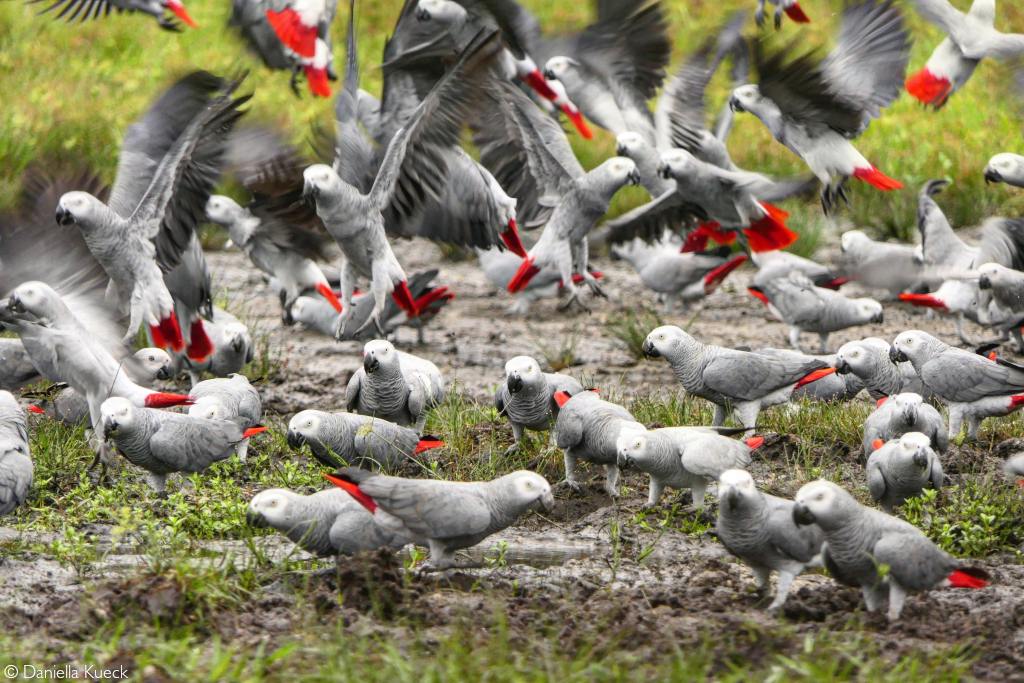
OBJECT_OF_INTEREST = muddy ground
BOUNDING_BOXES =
[3,239,1024,679]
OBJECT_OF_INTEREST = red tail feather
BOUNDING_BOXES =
[316,282,343,312]
[414,437,445,454]
[522,69,558,101]
[507,257,540,293]
[823,276,850,289]
[747,287,770,305]
[745,436,764,450]
[27,404,45,415]
[898,293,947,310]
[703,254,748,293]
[167,0,197,28]
[391,281,419,317]
[501,218,528,258]
[323,473,378,513]
[242,426,267,439]
[876,396,888,407]
[947,568,989,589]
[783,3,810,22]
[553,390,572,408]
[150,313,185,352]
[793,367,835,390]
[414,286,455,313]
[853,166,903,191]
[305,66,331,98]
[144,392,193,408]
[745,202,797,252]
[186,319,214,362]
[905,68,952,107]
[1009,395,1024,410]
[871,438,885,452]
[265,8,317,57]
[561,106,593,140]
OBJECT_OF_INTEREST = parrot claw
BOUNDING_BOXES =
[503,443,520,458]
[557,478,583,494]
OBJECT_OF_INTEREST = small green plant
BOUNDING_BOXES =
[608,307,664,361]
[902,478,1024,557]
[532,326,581,372]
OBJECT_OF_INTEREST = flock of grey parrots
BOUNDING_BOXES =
[4,0,1024,622]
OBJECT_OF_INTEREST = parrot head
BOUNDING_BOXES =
[6,282,59,324]
[246,489,296,529]
[984,154,1024,187]
[890,393,922,427]
[287,410,326,449]
[415,0,467,26]
[890,330,940,365]
[853,298,884,325]
[657,148,696,180]
[792,480,848,530]
[302,165,348,208]
[642,325,693,360]
[508,471,554,513]
[896,432,933,469]
[222,321,252,360]
[504,356,542,394]
[615,430,649,470]
[362,339,397,374]
[100,397,136,440]
[717,468,757,511]
[596,157,641,189]
[133,347,173,381]
[542,56,581,85]
[204,195,245,230]
[977,262,1005,291]
[615,132,647,159]
[838,230,870,257]
[188,397,226,421]
[834,340,867,376]
[55,192,105,231]
[728,84,763,114]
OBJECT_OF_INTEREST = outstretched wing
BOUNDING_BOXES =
[602,190,705,245]
[332,0,377,193]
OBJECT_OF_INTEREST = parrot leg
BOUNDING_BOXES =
[603,465,620,498]
[836,180,851,207]
[947,405,965,441]
[560,452,583,493]
[690,481,708,512]
[236,438,250,464]
[558,285,590,313]
[788,326,802,351]
[188,370,201,387]
[861,583,885,612]
[642,478,664,509]
[1013,328,1024,354]
[125,296,145,346]
[954,316,978,346]
[734,402,760,434]
[751,566,771,592]
[755,0,766,26]
[886,582,908,621]
[817,333,830,354]
[712,404,728,427]
[768,570,798,612]
[773,3,783,28]
[146,473,168,497]
[504,423,524,457]
[965,414,982,442]
[289,65,303,98]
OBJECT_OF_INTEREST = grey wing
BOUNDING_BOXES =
[820,0,911,124]
[494,384,508,415]
[763,277,827,326]
[865,454,888,502]
[359,477,493,539]
[656,40,718,153]
[922,353,1024,401]
[603,190,705,245]
[929,456,945,490]
[702,350,825,401]
[147,416,238,471]
[163,233,213,321]
[554,405,584,449]
[766,498,821,563]
[345,370,364,412]
[976,218,1024,271]
[0,451,32,515]
[332,0,378,193]
[907,0,963,37]
[873,530,953,591]
[984,33,1024,60]
[679,435,751,478]
[28,0,139,25]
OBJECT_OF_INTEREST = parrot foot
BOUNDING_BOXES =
[558,292,590,313]
[417,558,484,574]
[503,443,520,458]
[289,66,303,99]
[352,313,384,337]
[557,478,584,494]
[157,17,183,32]
[774,7,783,29]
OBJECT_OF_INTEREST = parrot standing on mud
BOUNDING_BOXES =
[834,338,930,400]
[977,262,1024,352]
[0,391,32,517]
[866,432,945,513]
[642,326,835,430]
[494,356,582,456]
[729,0,911,213]
[616,427,758,510]
[863,393,947,458]
[553,391,645,498]
[187,374,262,462]
[325,467,554,571]
[716,469,824,612]
[792,479,988,621]
[287,409,444,470]
[246,487,410,556]
[101,397,267,494]
[346,340,445,432]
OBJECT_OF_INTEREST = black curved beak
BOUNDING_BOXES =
[657,163,672,179]
[792,502,815,526]
[156,365,172,381]
[231,337,244,354]
[902,407,917,427]
[415,7,431,20]
[55,206,75,226]
[913,450,929,467]
[729,96,744,113]
[507,373,523,393]
[363,354,379,373]
[889,346,907,364]
[725,488,740,511]
[871,311,884,324]
[627,169,641,186]
[286,429,305,449]
[103,420,118,439]
[985,168,1001,185]
[642,340,659,358]
[7,294,24,314]
[834,359,851,375]
[543,69,556,81]
[616,452,632,469]
[302,179,319,207]
[246,509,268,528]
[616,144,628,156]
[979,275,991,290]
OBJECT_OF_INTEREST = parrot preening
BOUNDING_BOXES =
[247,487,411,557]
[345,340,445,432]
[905,0,1024,108]
[716,469,824,612]
[0,391,32,517]
[792,480,989,621]
[324,467,554,571]
[730,0,911,213]
[863,393,947,458]
[642,325,835,430]
[494,355,582,456]
[287,409,444,471]
[866,432,945,513]
[834,337,931,400]
[187,373,262,462]
[28,0,196,31]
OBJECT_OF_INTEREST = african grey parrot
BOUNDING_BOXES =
[642,326,835,430]
[755,0,810,28]
[187,373,262,461]
[475,248,601,316]
[984,154,1024,188]
[101,396,267,494]
[751,250,848,291]
[977,262,1024,351]
[325,466,554,570]
[751,272,884,353]
[838,230,924,296]
[247,487,410,556]
[616,426,758,510]
[834,337,930,400]
[55,72,247,354]
[0,339,45,391]
[866,432,945,513]
[28,0,196,31]
[863,393,947,458]
[494,355,582,456]
[287,409,444,470]
[181,308,253,386]
[346,340,445,432]
[553,390,645,498]
[730,0,911,213]
[792,479,988,620]
[891,330,1024,439]
[0,391,32,517]
[753,348,865,403]
[905,0,1024,108]
[716,469,823,612]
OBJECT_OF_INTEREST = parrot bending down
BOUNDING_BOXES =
[345,340,445,432]
[187,374,262,461]
[0,391,32,517]
[494,356,582,456]
[866,432,945,512]
[287,409,444,470]
[863,393,947,458]
[834,338,930,400]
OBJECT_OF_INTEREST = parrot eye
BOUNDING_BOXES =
[306,420,313,428]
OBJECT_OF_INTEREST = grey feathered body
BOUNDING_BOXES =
[267,489,408,557]
[862,400,947,457]
[495,372,583,432]
[189,374,262,426]
[109,409,241,475]
[866,445,944,512]
[717,491,823,574]
[304,412,421,470]
[555,394,640,466]
[0,395,32,516]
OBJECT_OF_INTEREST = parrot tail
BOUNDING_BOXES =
[26,404,45,415]
[265,8,317,57]
[870,438,885,452]
[507,256,540,293]
[323,472,378,513]
[414,436,445,454]
[391,281,420,317]
[793,367,836,390]
[553,390,573,408]
[947,567,990,589]
[783,3,810,23]
[568,270,603,286]
[414,286,455,314]
[821,276,850,289]
[186,319,214,362]
[876,397,888,407]
[747,287,770,305]
[898,292,948,310]
[522,69,558,101]
[703,254,748,293]
[501,218,528,258]
[315,282,344,313]
[150,313,185,353]
[144,392,193,408]
[166,0,197,28]
[745,203,797,252]
[683,222,737,254]
[853,166,903,191]
[1008,395,1024,410]
[305,66,332,98]
[744,436,765,450]
[560,105,593,140]
[243,426,268,439]
[905,68,952,108]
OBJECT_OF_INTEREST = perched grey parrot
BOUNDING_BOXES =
[792,480,988,621]
[181,308,254,385]
[494,355,582,456]
[751,272,884,353]
[287,409,444,470]
[905,0,1024,108]
[346,340,445,432]
[0,391,32,517]
[866,432,945,513]
[187,373,262,461]
[863,393,947,458]
[616,426,758,510]
[838,230,924,296]
[730,0,911,213]
[325,466,554,570]
[27,0,197,31]
[716,469,824,612]
[553,390,645,498]
[891,330,1024,439]
[247,487,410,556]
[643,326,835,430]
[754,0,811,28]
[56,72,247,353]
[834,337,929,400]
[984,154,1024,188]
[0,338,45,391]
[101,397,266,494]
